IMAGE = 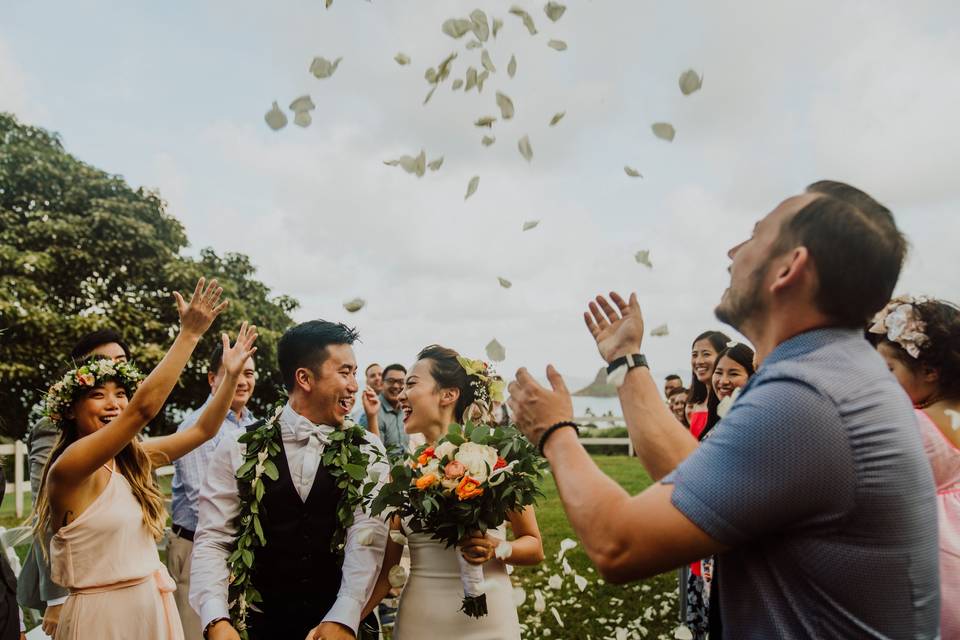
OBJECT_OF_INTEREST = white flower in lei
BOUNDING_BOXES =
[454,441,499,483]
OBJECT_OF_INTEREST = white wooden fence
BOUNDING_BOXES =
[574,416,634,457]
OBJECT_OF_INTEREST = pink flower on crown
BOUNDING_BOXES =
[75,372,96,387]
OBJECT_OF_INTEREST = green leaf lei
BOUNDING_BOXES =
[227,405,383,638]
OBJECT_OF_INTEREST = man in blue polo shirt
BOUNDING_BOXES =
[508,181,939,638]
[168,343,258,640]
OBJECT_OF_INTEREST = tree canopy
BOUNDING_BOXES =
[0,113,298,438]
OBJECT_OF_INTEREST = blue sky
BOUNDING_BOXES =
[3,0,959,389]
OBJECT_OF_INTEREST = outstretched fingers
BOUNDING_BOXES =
[595,295,621,325]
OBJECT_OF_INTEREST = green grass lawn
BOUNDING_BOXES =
[5,458,681,639]
[512,456,681,639]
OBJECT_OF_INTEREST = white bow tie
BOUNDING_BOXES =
[288,417,335,490]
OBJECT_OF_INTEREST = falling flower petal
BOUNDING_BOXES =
[481,50,496,73]
[674,625,694,639]
[512,587,527,607]
[522,220,540,231]
[496,92,515,119]
[624,166,643,178]
[497,277,512,289]
[309,56,342,79]
[534,589,546,613]
[549,111,565,126]
[475,116,497,128]
[574,574,588,592]
[509,6,538,35]
[548,575,563,590]
[343,298,365,313]
[423,85,437,105]
[428,156,444,171]
[425,67,438,83]
[551,607,565,628]
[415,150,426,177]
[264,101,287,130]
[470,9,490,42]
[465,176,480,200]
[436,52,457,81]
[394,52,411,65]
[492,18,504,37]
[946,408,960,430]
[518,135,533,162]
[388,565,407,588]
[442,18,474,39]
[482,135,496,146]
[558,537,577,560]
[289,95,315,117]
[389,530,408,545]
[544,1,567,21]
[507,55,517,78]
[452,78,464,90]
[477,69,490,92]
[547,39,568,51]
[652,122,676,141]
[635,250,652,267]
[465,67,478,91]
[650,324,670,337]
[486,339,506,362]
[357,528,376,546]
[678,69,703,95]
[293,111,312,127]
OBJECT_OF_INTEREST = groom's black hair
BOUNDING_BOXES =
[278,320,360,391]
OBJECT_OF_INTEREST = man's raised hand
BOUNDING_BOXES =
[221,322,259,376]
[173,277,229,338]
[584,292,645,364]
[507,365,574,447]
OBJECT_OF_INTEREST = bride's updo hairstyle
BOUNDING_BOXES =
[417,345,480,423]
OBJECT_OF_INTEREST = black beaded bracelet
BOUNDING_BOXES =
[538,420,580,456]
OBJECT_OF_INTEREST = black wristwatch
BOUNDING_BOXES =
[605,353,648,387]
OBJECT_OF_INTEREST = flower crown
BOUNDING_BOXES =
[869,295,931,359]
[456,356,506,421]
[44,358,143,427]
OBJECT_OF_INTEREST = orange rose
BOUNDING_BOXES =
[455,476,484,501]
[416,446,436,467]
[415,473,438,490]
[494,457,507,470]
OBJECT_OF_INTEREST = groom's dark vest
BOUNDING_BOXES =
[246,423,343,640]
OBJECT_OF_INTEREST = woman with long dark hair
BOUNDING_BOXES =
[33,279,257,640]
[686,331,730,439]
[703,342,756,438]
[869,295,960,637]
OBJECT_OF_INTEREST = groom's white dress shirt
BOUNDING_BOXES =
[190,403,390,634]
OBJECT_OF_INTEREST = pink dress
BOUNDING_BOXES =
[51,465,184,640]
[916,410,960,638]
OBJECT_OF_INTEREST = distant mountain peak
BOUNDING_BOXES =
[572,367,618,397]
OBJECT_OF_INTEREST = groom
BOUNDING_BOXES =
[191,320,389,640]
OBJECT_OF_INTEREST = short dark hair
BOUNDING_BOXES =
[277,320,359,391]
[666,386,688,399]
[382,364,407,379]
[772,181,907,329]
[70,329,132,361]
[365,363,381,375]
[665,374,682,382]
[208,343,224,375]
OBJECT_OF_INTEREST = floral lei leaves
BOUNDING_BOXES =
[227,406,380,638]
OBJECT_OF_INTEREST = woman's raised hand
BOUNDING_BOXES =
[173,277,229,338]
[221,322,259,376]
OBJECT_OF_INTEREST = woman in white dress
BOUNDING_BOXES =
[364,345,544,639]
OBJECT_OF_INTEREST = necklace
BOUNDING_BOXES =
[914,394,943,410]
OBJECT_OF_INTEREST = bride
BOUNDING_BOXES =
[363,345,544,639]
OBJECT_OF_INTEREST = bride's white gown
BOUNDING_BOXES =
[392,525,521,639]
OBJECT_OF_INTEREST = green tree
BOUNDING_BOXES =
[0,113,297,438]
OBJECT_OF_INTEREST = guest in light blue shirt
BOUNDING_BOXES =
[167,343,257,640]
[359,363,408,462]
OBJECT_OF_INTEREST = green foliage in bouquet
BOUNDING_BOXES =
[370,420,548,548]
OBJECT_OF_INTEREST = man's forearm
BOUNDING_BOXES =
[618,367,698,480]
[541,428,634,569]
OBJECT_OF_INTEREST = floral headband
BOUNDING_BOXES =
[869,295,931,359]
[44,358,143,427]
[456,356,506,421]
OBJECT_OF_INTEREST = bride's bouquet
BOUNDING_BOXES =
[370,357,547,618]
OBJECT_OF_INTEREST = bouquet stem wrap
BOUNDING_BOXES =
[457,552,488,618]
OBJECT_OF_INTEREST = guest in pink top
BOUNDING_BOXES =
[33,279,257,640]
[870,295,960,638]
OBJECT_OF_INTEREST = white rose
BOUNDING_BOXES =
[454,442,499,483]
[422,458,440,477]
[434,441,459,461]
